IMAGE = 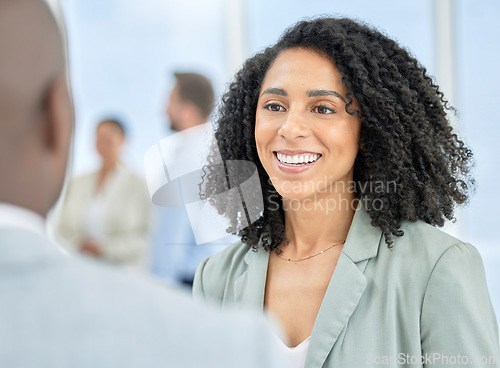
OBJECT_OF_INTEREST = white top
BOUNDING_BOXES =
[83,191,108,241]
[0,202,46,237]
[276,335,311,368]
[82,169,122,242]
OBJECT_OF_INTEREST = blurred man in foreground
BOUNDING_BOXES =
[0,1,283,367]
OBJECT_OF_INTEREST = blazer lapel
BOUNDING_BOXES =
[232,246,269,310]
[305,204,383,368]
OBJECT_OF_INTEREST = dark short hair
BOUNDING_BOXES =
[174,72,214,119]
[202,17,474,252]
[97,118,126,137]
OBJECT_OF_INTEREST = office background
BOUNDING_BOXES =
[53,0,499,314]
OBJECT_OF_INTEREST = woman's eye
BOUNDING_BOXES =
[263,103,285,112]
[313,105,336,114]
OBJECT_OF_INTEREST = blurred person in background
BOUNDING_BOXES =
[168,72,213,133]
[56,118,152,270]
[150,72,228,286]
[0,1,285,366]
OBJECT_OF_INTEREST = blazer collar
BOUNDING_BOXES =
[305,204,383,368]
[233,245,269,310]
[234,204,382,367]
[342,201,382,263]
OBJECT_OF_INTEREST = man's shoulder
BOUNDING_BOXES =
[0,227,182,309]
[0,230,284,367]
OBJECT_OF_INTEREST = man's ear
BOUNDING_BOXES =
[42,75,73,154]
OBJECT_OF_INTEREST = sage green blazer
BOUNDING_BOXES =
[193,206,500,368]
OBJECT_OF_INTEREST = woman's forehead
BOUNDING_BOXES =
[259,48,348,97]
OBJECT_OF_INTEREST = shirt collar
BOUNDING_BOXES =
[0,202,47,237]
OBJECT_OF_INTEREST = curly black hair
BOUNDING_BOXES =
[202,17,474,252]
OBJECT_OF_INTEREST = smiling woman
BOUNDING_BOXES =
[193,17,499,368]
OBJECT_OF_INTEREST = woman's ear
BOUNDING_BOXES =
[358,132,366,152]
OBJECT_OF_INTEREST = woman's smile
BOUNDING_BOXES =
[274,150,322,173]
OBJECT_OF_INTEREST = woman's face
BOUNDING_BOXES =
[255,47,361,201]
[96,122,124,166]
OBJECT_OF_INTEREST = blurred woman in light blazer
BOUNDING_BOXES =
[56,119,152,270]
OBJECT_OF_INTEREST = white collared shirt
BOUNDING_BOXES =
[0,202,47,238]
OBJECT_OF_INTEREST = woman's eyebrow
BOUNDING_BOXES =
[260,87,287,97]
[307,89,346,103]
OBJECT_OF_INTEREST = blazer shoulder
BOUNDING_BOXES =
[71,171,97,183]
[121,167,146,183]
[397,219,471,258]
[114,166,149,195]
[65,171,97,193]
[376,220,486,290]
[193,240,251,304]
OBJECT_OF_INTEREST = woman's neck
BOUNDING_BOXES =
[281,190,358,257]
[96,161,118,191]
[101,159,118,173]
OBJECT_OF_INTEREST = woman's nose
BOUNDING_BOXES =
[278,111,310,140]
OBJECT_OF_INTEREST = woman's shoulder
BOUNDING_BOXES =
[402,223,499,359]
[382,220,485,282]
[197,240,252,282]
[115,165,144,182]
[398,220,476,256]
[193,240,254,304]
[121,166,150,190]
[70,170,97,185]
[63,171,97,196]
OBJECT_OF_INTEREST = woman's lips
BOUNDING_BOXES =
[273,151,321,173]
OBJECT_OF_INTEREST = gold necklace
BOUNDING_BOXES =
[276,240,346,262]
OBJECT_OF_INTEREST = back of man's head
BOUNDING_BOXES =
[0,0,73,216]
[174,72,214,120]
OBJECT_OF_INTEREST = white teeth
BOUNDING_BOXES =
[276,152,320,165]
